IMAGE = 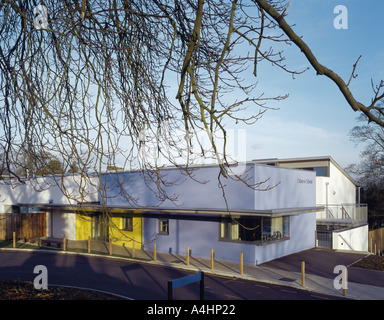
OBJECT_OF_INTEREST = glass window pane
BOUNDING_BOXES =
[283,216,289,238]
[314,167,325,176]
[262,217,289,242]
[220,216,288,243]
[238,217,261,241]
[220,220,227,239]
[123,217,133,231]
[159,219,169,235]
[231,222,239,240]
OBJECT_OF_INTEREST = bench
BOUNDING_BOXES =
[19,237,63,249]
[41,238,62,248]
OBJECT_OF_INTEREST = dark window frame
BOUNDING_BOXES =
[122,216,133,232]
[219,216,290,244]
[158,219,169,235]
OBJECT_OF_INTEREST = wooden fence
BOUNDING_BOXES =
[0,212,46,240]
[369,227,384,255]
[0,213,17,240]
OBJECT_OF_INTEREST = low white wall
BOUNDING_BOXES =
[332,224,368,252]
[49,211,77,240]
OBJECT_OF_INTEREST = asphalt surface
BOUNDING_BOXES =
[261,248,384,288]
[0,250,349,300]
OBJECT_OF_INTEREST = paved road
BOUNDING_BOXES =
[261,248,384,288]
[0,251,345,300]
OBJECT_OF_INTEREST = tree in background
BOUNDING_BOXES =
[10,149,64,178]
[347,111,384,229]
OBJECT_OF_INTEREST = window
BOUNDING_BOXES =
[220,217,261,242]
[122,217,133,231]
[91,213,109,241]
[220,216,289,243]
[158,219,169,235]
[302,166,329,177]
[220,217,241,241]
[262,216,289,242]
[314,167,329,177]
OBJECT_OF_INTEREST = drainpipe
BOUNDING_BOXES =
[357,186,361,222]
[325,182,329,209]
[357,186,361,206]
[50,208,53,238]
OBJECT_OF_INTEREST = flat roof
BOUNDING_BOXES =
[251,156,357,186]
[18,203,321,218]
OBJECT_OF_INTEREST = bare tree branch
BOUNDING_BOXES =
[254,0,384,126]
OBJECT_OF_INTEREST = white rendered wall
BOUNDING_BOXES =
[50,211,77,239]
[0,175,98,240]
[102,164,317,211]
[332,225,368,252]
[316,161,356,206]
[253,165,316,210]
[0,175,99,212]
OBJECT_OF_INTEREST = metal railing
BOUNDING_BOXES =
[316,204,367,224]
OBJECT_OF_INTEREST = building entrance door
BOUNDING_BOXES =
[91,213,109,241]
[316,230,332,248]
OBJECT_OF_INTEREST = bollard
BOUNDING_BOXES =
[88,236,91,253]
[63,234,66,251]
[154,242,157,261]
[210,249,214,270]
[186,246,190,266]
[109,241,112,256]
[13,232,16,248]
[240,252,244,275]
[301,261,305,287]
[342,268,347,296]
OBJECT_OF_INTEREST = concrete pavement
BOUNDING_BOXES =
[9,239,384,300]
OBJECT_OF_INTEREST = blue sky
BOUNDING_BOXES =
[235,0,384,170]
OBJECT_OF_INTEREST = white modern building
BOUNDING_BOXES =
[253,156,368,252]
[101,163,318,265]
[0,155,369,264]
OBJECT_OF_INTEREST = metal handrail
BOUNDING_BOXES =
[317,204,367,223]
